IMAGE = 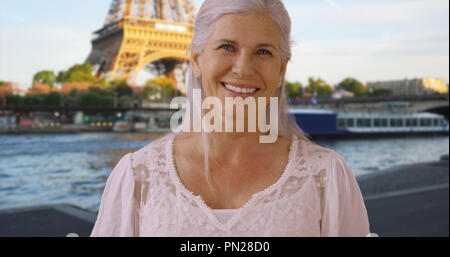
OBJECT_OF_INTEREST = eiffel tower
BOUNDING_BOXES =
[86,0,196,89]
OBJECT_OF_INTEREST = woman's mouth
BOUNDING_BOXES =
[220,82,260,96]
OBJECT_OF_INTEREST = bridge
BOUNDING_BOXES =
[2,94,448,125]
[289,94,449,120]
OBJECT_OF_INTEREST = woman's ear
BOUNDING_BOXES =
[191,51,202,78]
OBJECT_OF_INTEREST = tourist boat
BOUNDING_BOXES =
[289,108,449,138]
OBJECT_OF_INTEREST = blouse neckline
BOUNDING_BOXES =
[166,132,300,231]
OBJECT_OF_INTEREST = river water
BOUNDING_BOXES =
[0,133,448,212]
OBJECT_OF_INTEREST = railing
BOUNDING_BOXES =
[289,93,449,106]
[0,105,176,112]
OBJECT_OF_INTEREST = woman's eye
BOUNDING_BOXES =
[219,45,234,52]
[258,49,272,56]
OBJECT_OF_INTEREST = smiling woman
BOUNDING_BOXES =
[90,0,371,237]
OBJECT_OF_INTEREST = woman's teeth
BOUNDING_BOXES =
[223,83,258,94]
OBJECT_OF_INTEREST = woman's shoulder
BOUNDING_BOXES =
[296,137,344,164]
[126,132,176,180]
[292,137,349,180]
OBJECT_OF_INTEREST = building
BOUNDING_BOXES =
[0,82,13,97]
[26,83,59,96]
[367,78,448,96]
[60,82,100,95]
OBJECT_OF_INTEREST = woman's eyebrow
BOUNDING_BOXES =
[214,39,277,49]
[213,39,240,46]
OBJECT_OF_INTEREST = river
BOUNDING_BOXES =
[0,133,448,212]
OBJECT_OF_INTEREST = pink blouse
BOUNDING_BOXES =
[91,133,371,237]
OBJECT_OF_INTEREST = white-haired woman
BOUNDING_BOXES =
[91,0,371,237]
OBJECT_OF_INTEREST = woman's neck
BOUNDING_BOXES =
[201,132,280,167]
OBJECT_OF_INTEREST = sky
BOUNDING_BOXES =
[0,0,448,91]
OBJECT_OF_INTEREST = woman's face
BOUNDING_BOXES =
[192,12,287,103]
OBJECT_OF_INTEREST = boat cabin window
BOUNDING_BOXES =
[357,118,371,128]
[406,119,418,127]
[338,118,355,128]
[420,119,432,127]
[390,118,404,127]
[346,118,354,127]
[374,118,388,127]
[433,119,440,126]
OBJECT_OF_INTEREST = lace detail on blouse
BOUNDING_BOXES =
[91,132,371,237]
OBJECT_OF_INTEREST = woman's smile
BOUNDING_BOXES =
[220,82,261,97]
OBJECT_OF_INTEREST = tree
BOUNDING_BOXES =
[5,94,24,105]
[146,76,174,100]
[78,92,114,107]
[33,70,57,88]
[58,63,97,84]
[118,95,132,108]
[24,94,46,105]
[44,92,63,106]
[285,81,303,98]
[337,77,368,97]
[370,88,393,97]
[110,80,133,97]
[88,85,113,97]
[305,77,333,97]
[140,83,160,99]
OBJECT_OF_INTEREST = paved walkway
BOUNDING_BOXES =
[0,204,96,237]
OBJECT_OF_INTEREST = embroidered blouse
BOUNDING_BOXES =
[91,132,371,237]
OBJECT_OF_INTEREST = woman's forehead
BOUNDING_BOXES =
[209,12,280,46]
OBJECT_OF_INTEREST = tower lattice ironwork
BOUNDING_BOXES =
[86,0,196,89]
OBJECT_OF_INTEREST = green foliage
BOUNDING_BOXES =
[5,94,24,105]
[24,94,46,105]
[45,92,63,106]
[140,83,160,99]
[58,63,97,84]
[78,92,114,107]
[88,86,113,97]
[20,93,63,106]
[112,80,133,97]
[337,77,368,97]
[118,95,132,108]
[33,70,57,88]
[145,76,174,100]
[305,77,333,97]
[98,78,110,88]
[285,81,303,98]
[0,81,4,86]
[369,88,393,97]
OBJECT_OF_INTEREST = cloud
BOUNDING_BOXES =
[291,0,449,25]
[324,0,341,10]
[286,31,449,85]
[0,11,26,22]
[0,26,92,89]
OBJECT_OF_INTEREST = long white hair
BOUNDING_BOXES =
[178,0,311,192]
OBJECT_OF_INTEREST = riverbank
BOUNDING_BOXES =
[357,154,449,237]
[0,155,448,237]
[356,154,449,196]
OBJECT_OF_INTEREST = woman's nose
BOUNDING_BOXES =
[232,53,255,78]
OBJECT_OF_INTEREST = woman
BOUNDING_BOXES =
[91,0,371,237]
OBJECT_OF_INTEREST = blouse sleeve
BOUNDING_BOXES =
[320,153,371,237]
[90,153,139,237]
